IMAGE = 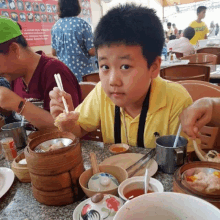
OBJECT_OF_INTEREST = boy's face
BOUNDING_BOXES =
[198,10,206,19]
[98,44,160,110]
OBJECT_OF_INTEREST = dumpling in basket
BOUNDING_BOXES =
[49,141,65,151]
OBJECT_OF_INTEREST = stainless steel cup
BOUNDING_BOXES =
[155,135,188,174]
[1,122,27,150]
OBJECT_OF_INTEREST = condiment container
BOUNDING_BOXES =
[1,137,17,162]
[109,144,129,154]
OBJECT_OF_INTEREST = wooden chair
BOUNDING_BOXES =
[180,53,218,65]
[79,82,97,101]
[79,82,103,142]
[160,65,210,82]
[197,47,220,64]
[177,80,220,149]
[82,72,100,83]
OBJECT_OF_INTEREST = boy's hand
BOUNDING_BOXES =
[54,111,80,132]
[49,87,75,119]
[179,98,213,139]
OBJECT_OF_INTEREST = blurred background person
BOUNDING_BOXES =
[167,27,195,56]
[209,21,215,37]
[172,23,178,37]
[166,22,174,38]
[189,6,209,45]
[51,0,95,82]
[215,23,219,36]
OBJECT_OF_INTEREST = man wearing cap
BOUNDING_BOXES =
[0,16,82,129]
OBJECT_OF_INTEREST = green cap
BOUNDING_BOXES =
[0,16,22,44]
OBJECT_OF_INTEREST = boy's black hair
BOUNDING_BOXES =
[58,0,81,18]
[183,27,195,40]
[94,4,165,68]
[0,36,28,54]
[172,23,176,27]
[167,22,171,27]
[197,6,207,14]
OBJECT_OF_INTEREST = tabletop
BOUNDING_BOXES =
[0,140,173,220]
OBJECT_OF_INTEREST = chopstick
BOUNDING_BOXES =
[54,73,69,113]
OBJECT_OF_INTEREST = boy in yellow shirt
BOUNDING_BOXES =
[190,6,209,45]
[49,4,192,148]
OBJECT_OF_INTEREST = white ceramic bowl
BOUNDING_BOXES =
[114,192,220,220]
[118,176,164,201]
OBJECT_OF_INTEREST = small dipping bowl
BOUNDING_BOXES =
[109,144,129,154]
[79,165,128,197]
[118,176,164,202]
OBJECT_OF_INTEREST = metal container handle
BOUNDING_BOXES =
[174,148,184,165]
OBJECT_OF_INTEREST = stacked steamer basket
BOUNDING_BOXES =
[24,131,85,206]
[173,161,220,209]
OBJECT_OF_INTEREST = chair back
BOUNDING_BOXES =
[197,47,220,64]
[160,64,210,82]
[82,72,100,83]
[79,82,97,101]
[79,82,103,142]
[178,80,220,149]
[180,53,217,65]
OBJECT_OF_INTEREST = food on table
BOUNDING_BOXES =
[48,141,65,151]
[186,171,220,193]
[111,146,127,153]
[124,188,154,200]
[205,150,220,163]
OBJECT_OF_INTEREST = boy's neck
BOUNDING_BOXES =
[196,18,202,23]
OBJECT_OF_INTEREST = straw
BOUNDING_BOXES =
[21,116,25,127]
[54,74,69,113]
[173,124,182,148]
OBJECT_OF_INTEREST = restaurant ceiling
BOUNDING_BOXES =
[156,0,207,7]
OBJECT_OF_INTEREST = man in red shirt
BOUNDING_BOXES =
[0,16,81,129]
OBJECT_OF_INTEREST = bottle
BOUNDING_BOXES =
[169,48,173,61]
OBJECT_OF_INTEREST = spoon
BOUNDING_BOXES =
[144,168,150,194]
[88,152,119,191]
[173,124,182,148]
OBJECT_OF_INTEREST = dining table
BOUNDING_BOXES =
[0,140,174,220]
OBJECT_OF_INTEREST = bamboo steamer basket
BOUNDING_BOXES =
[27,127,59,144]
[24,131,85,206]
[11,152,31,183]
[173,161,220,209]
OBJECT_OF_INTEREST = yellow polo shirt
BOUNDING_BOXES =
[190,21,209,45]
[75,76,193,148]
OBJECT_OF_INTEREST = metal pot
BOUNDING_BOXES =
[155,133,188,174]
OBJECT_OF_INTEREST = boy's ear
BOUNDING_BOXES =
[150,56,161,79]
[9,42,21,59]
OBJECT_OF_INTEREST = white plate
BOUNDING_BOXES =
[0,167,15,198]
[100,153,158,177]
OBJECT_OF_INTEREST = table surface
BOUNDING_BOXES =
[0,141,173,220]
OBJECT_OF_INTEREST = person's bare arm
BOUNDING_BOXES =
[88,47,95,56]
[204,34,207,39]
[52,48,57,56]
[0,87,55,129]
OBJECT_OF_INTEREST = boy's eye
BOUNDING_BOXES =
[100,65,109,70]
[121,65,130,70]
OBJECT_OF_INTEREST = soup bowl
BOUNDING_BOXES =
[113,192,220,220]
[118,176,164,202]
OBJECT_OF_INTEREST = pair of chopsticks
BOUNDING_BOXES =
[54,73,69,113]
